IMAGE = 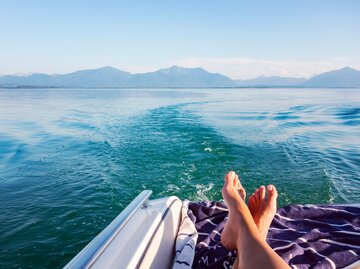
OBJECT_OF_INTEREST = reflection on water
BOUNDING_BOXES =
[0,88,359,268]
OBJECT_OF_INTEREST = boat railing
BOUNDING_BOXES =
[64,190,153,269]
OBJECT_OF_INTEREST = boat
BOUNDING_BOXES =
[64,190,182,269]
[64,191,360,269]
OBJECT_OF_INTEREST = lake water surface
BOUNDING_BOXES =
[0,88,359,268]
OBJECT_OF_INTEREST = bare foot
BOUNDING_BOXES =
[248,185,278,240]
[221,171,252,249]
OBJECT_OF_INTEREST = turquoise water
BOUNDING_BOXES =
[0,88,359,268]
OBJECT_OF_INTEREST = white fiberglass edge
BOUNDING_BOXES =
[64,190,182,269]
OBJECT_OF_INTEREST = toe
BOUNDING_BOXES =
[255,188,260,203]
[267,184,278,202]
[249,193,255,205]
[224,171,236,186]
[239,189,246,200]
[242,187,246,197]
[234,174,239,187]
[249,195,254,206]
[259,185,265,200]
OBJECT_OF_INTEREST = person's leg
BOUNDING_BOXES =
[221,171,290,269]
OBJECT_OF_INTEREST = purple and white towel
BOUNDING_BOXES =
[187,201,360,269]
[173,200,199,269]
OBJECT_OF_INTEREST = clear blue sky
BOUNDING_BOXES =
[1,0,359,79]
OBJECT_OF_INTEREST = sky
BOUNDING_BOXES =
[1,0,360,79]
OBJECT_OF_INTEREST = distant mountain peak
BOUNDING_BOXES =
[169,65,184,70]
[160,65,207,73]
[159,65,185,73]
[127,65,235,87]
[302,66,360,87]
[84,66,131,74]
[320,66,359,75]
[97,66,119,71]
[161,65,194,72]
[340,66,355,71]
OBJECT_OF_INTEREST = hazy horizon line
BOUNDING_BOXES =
[1,63,359,81]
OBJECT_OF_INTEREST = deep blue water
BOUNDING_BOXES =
[0,88,359,268]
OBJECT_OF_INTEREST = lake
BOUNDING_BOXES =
[0,88,359,268]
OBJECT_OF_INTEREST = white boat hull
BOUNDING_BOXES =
[65,191,182,269]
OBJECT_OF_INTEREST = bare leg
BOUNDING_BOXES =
[221,173,246,249]
[248,185,278,240]
[221,171,290,269]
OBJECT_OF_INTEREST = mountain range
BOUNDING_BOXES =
[1,66,360,88]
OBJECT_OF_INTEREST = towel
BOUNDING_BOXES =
[188,202,360,269]
[172,200,199,269]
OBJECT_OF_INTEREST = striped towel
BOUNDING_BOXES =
[172,200,198,269]
[188,202,360,269]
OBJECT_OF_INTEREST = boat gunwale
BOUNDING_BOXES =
[64,190,153,269]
